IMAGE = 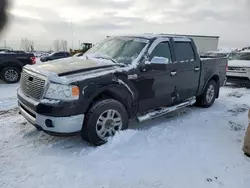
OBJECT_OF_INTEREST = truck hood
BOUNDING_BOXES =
[30,57,119,76]
[228,60,250,68]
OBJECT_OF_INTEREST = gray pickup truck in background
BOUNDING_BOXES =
[17,34,228,145]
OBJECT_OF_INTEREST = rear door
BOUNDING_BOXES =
[172,39,200,102]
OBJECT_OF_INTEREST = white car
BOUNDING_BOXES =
[226,50,250,86]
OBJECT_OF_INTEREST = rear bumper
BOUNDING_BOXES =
[18,89,84,134]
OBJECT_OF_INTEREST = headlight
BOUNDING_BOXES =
[45,83,79,100]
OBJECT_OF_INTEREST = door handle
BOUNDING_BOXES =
[194,67,200,71]
[170,71,177,76]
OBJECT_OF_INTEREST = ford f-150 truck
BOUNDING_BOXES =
[17,35,228,146]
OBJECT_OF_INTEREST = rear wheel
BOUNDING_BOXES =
[197,80,217,108]
[81,99,128,146]
[0,67,21,83]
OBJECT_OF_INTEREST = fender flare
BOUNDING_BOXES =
[201,74,220,97]
[84,82,136,117]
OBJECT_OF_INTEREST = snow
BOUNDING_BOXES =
[0,81,19,111]
[1,86,250,188]
[24,65,63,83]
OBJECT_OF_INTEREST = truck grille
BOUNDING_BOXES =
[20,70,46,100]
[228,67,246,72]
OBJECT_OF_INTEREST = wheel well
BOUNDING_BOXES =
[210,75,220,98]
[0,65,22,78]
[86,90,132,118]
[0,64,22,72]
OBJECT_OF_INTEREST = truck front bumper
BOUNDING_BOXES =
[18,89,84,134]
[226,71,250,85]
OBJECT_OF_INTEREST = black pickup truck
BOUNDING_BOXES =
[17,35,227,145]
[0,52,36,83]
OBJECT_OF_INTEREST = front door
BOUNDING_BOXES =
[133,38,176,113]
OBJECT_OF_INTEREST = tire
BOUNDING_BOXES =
[197,80,217,108]
[0,67,21,83]
[81,99,129,146]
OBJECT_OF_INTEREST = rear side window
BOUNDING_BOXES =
[175,42,195,62]
[149,42,172,64]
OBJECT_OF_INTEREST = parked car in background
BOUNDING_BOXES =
[17,34,227,146]
[34,51,50,58]
[201,51,237,60]
[40,52,71,62]
[226,50,250,86]
[0,52,36,83]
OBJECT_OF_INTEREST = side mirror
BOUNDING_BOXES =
[151,56,170,64]
[145,56,169,71]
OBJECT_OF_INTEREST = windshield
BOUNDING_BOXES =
[84,37,148,64]
[233,52,250,60]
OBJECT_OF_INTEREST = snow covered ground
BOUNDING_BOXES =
[1,85,250,188]
[0,81,19,111]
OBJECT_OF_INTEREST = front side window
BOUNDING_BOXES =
[149,42,172,64]
[85,37,148,64]
[175,42,195,62]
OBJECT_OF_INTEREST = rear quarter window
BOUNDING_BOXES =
[175,42,195,62]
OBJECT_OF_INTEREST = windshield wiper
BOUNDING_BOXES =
[85,53,125,65]
[97,56,119,64]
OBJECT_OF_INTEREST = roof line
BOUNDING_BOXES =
[160,33,220,38]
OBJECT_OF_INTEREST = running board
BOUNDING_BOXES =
[137,97,196,122]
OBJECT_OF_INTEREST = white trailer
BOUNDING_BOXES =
[160,34,220,54]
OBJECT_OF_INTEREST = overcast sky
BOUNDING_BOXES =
[1,0,249,50]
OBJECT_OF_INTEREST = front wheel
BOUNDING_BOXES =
[197,80,218,108]
[82,99,129,146]
[0,67,21,83]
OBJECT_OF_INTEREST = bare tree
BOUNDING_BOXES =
[53,39,68,52]
[53,39,60,52]
[20,38,34,52]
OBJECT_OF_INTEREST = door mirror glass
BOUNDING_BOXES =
[151,56,170,64]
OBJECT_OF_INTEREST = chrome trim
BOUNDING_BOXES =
[20,69,49,101]
[137,97,196,122]
[19,99,36,115]
[148,38,170,54]
[19,104,36,125]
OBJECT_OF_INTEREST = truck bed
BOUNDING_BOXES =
[198,57,228,94]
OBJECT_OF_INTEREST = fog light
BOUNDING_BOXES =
[45,119,54,128]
